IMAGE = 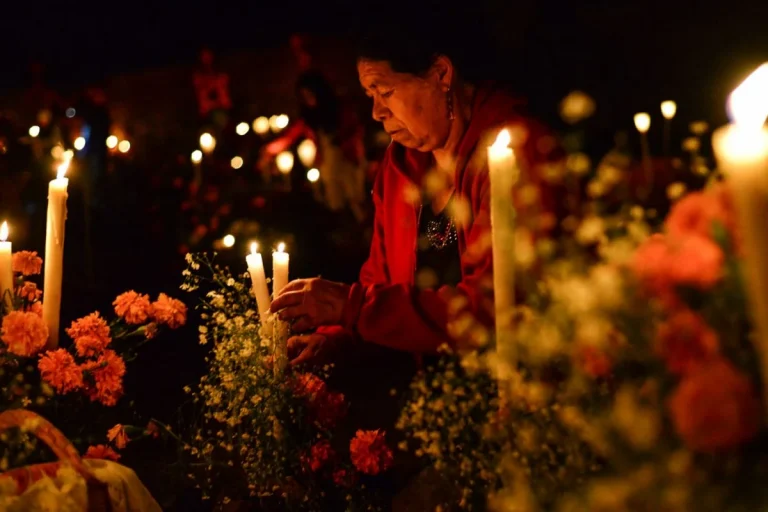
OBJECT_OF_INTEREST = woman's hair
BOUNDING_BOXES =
[355,11,492,82]
[295,70,341,134]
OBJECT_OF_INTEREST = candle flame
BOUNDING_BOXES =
[491,129,511,150]
[57,160,70,179]
[276,242,285,253]
[0,222,7,242]
[661,100,677,120]
[634,113,651,133]
[251,242,258,255]
[728,62,768,130]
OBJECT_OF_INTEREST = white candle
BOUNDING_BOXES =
[43,160,69,348]
[661,100,677,156]
[272,242,289,297]
[634,112,653,199]
[712,62,768,413]
[246,242,271,316]
[488,129,518,362]
[0,221,13,312]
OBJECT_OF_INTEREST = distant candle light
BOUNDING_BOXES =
[62,150,74,162]
[231,156,244,169]
[297,139,317,167]
[661,101,677,120]
[29,125,40,137]
[191,150,203,164]
[307,168,320,182]
[118,140,131,153]
[634,113,651,133]
[106,135,118,148]
[236,122,250,136]
[253,116,270,135]
[276,151,294,174]
[222,234,236,248]
[74,137,86,150]
[200,132,216,154]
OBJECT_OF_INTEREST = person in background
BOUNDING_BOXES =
[193,47,233,131]
[77,85,111,212]
[262,70,368,223]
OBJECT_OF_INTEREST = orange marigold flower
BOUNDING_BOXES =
[11,251,42,276]
[84,445,120,461]
[107,424,130,449]
[144,322,158,340]
[113,290,153,324]
[151,293,187,329]
[38,349,83,393]
[655,310,719,375]
[668,358,761,452]
[350,430,393,475]
[17,282,42,302]
[28,302,43,317]
[82,349,126,406]
[67,312,112,358]
[1,311,49,357]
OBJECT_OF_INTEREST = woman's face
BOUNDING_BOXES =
[358,58,452,152]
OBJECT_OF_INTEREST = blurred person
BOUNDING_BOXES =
[77,85,111,211]
[262,70,368,223]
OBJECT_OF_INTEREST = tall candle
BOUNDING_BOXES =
[634,112,652,200]
[272,242,289,297]
[43,160,69,348]
[246,242,271,316]
[488,129,517,363]
[712,62,768,414]
[661,100,677,156]
[0,221,13,312]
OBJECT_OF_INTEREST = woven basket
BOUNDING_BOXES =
[0,409,112,511]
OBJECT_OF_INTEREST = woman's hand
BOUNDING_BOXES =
[271,278,351,332]
[287,333,341,367]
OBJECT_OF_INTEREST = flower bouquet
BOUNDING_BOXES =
[171,253,395,511]
[0,249,187,504]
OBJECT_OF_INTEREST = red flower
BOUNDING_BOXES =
[311,391,347,428]
[655,310,719,375]
[107,424,130,449]
[289,372,327,399]
[576,345,612,379]
[665,184,739,250]
[307,440,334,472]
[668,358,761,452]
[349,430,394,475]
[12,251,42,276]
[84,445,120,461]
[67,312,112,357]
[145,421,161,439]
[332,468,357,488]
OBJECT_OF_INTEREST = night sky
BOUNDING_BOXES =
[1,0,767,124]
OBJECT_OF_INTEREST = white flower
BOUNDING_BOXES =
[226,278,235,287]
[199,325,208,334]
[576,216,605,245]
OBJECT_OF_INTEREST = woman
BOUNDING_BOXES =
[271,33,562,364]
[262,70,368,223]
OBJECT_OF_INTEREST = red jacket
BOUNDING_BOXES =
[325,84,561,354]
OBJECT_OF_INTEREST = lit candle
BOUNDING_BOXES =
[199,132,216,154]
[712,62,768,412]
[43,160,70,348]
[272,242,289,297]
[487,129,517,363]
[247,242,271,316]
[661,100,677,156]
[297,139,317,167]
[276,152,294,175]
[0,222,13,312]
[634,112,652,200]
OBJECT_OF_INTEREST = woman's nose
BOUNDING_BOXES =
[371,98,390,122]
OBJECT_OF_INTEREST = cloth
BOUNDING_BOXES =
[323,83,562,353]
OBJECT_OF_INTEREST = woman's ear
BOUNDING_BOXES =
[430,55,454,92]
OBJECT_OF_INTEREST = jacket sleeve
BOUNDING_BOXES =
[341,168,494,354]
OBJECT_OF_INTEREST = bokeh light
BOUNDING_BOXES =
[222,234,236,248]
[191,150,203,164]
[74,137,86,150]
[106,135,118,149]
[276,151,294,174]
[199,132,216,153]
[236,122,249,136]
[231,156,244,169]
[29,126,40,137]
[253,116,270,135]
[118,140,131,153]
[307,168,320,182]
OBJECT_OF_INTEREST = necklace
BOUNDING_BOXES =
[425,213,457,250]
